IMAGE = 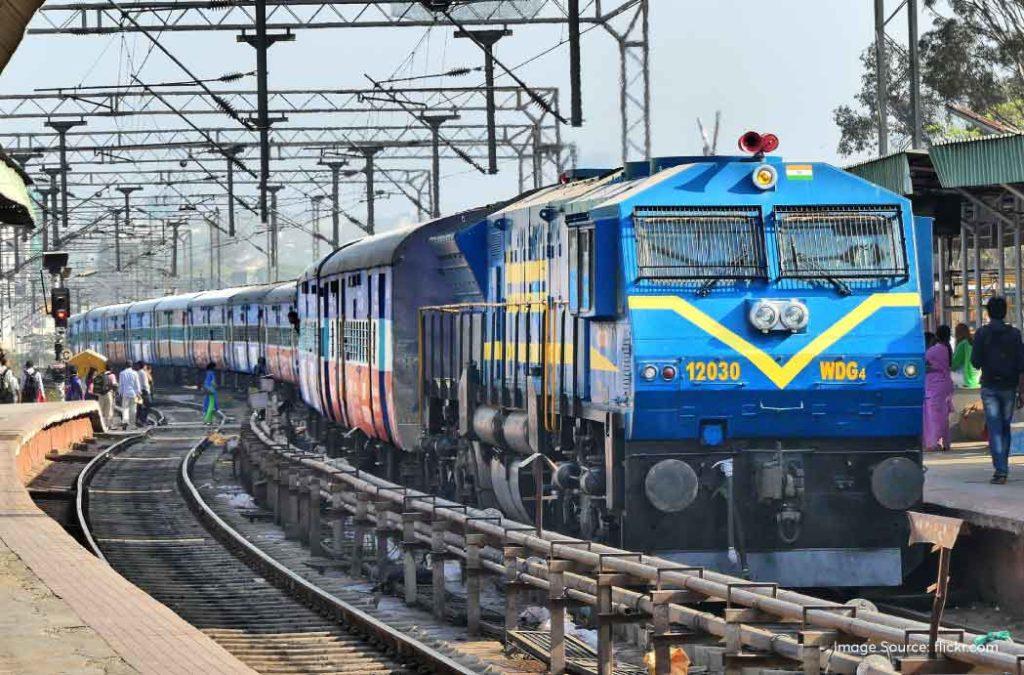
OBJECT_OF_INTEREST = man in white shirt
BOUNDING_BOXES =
[118,364,142,429]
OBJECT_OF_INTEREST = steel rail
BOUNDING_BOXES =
[75,432,151,561]
[182,424,477,674]
[247,418,1024,673]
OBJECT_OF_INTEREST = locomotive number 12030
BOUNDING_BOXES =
[685,360,742,382]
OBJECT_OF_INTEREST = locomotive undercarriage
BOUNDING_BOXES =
[233,365,923,588]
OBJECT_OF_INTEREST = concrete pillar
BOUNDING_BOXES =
[597,574,615,675]
[548,559,571,674]
[297,475,310,545]
[308,478,323,557]
[275,468,290,527]
[504,546,524,635]
[374,500,391,582]
[330,484,348,560]
[465,534,485,637]
[285,472,301,540]
[402,512,423,606]
[351,493,370,577]
[431,520,447,620]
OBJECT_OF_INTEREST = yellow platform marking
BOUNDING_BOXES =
[628,293,920,389]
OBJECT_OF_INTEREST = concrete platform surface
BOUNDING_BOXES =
[924,447,1024,534]
[0,402,254,675]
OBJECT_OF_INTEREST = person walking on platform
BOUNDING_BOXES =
[118,363,143,430]
[135,361,152,426]
[92,367,118,429]
[21,361,45,403]
[970,296,1024,485]
[202,362,219,425]
[924,330,954,452]
[0,355,20,404]
[64,365,85,401]
[951,323,981,389]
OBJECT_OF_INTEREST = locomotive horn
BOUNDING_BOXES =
[738,131,764,154]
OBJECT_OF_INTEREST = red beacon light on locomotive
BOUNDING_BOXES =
[738,131,781,191]
[738,130,780,156]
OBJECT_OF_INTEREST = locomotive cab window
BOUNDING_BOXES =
[632,206,767,283]
[568,226,595,314]
[774,206,908,280]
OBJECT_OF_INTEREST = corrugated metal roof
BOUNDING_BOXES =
[0,0,43,73]
[844,152,914,195]
[929,133,1024,188]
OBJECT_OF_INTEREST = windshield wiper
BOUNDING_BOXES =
[792,245,852,296]
[697,247,754,297]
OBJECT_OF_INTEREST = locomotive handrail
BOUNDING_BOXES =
[246,416,1024,673]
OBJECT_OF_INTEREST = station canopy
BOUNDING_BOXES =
[0,0,41,73]
[846,133,1024,237]
[0,147,37,229]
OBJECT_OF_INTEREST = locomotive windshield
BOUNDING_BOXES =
[775,206,908,280]
[633,206,767,281]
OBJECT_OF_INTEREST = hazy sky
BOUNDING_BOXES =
[0,1,930,268]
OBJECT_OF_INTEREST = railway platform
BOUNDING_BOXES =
[0,401,253,675]
[923,446,1024,608]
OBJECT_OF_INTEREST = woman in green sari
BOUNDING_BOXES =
[951,323,980,389]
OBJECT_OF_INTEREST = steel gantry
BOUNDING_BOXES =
[27,1,651,164]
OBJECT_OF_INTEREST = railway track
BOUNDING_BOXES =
[78,403,475,675]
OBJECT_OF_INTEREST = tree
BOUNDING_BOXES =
[834,0,1024,156]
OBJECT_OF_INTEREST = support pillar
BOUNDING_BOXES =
[323,161,346,246]
[596,574,617,675]
[275,467,289,527]
[307,478,322,555]
[465,534,485,637]
[351,492,371,577]
[222,146,244,237]
[350,145,382,235]
[431,519,447,620]
[454,29,511,174]
[420,113,459,218]
[236,0,294,230]
[286,472,302,540]
[402,512,424,606]
[330,483,348,560]
[267,184,283,281]
[504,546,525,635]
[44,119,86,246]
[548,559,571,674]
[374,499,391,581]
[874,0,889,155]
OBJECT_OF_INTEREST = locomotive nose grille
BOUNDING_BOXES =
[633,205,766,282]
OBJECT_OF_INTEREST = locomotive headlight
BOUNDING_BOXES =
[903,362,919,378]
[780,301,809,332]
[641,365,658,381]
[749,302,778,332]
[752,163,778,190]
[884,362,900,378]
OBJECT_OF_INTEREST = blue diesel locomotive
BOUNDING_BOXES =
[70,135,932,586]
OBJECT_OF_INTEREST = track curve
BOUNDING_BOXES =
[79,403,450,675]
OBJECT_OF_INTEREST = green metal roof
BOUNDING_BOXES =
[844,152,914,195]
[929,133,1024,188]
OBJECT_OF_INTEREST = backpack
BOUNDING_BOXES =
[981,325,1022,388]
[21,372,39,403]
[92,372,110,395]
[0,368,13,404]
